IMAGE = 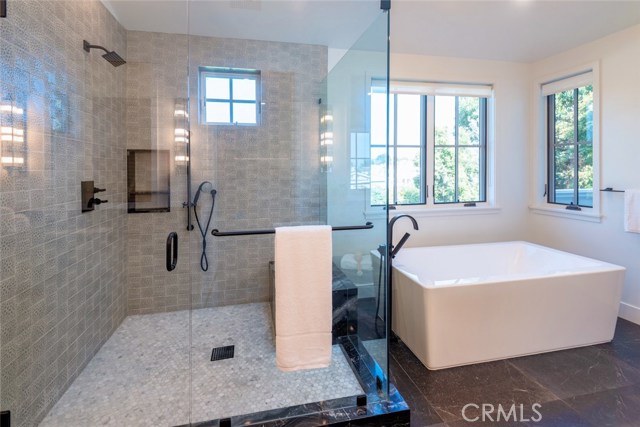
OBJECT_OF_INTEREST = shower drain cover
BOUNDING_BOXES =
[210,345,235,361]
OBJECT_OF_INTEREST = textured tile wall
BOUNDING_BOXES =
[124,31,192,314]
[125,32,328,313]
[0,1,128,426]
[189,36,328,310]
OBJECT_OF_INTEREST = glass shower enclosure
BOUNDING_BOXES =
[0,1,401,426]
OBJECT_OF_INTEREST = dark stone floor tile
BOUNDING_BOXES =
[389,356,443,427]
[522,399,593,427]
[594,339,640,371]
[391,340,526,391]
[509,345,640,399]
[563,384,640,427]
[613,318,640,345]
[391,340,556,423]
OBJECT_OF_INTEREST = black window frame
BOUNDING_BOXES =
[432,96,488,205]
[546,85,593,208]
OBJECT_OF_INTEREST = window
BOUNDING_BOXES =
[546,81,593,208]
[199,68,260,125]
[532,66,599,220]
[433,96,486,204]
[369,80,490,207]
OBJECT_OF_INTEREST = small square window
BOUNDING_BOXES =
[200,68,261,125]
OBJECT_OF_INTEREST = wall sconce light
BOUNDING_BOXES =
[174,99,189,165]
[0,100,26,168]
[320,106,333,172]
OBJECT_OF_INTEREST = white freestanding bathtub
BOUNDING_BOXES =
[391,241,625,370]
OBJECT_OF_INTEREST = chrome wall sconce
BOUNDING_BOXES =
[174,99,189,165]
[320,105,333,172]
[0,100,26,169]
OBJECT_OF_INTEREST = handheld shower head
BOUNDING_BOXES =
[83,40,126,67]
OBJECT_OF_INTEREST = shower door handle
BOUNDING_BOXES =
[166,232,178,271]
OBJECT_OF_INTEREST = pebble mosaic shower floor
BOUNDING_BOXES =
[39,303,364,427]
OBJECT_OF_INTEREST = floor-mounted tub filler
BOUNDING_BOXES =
[391,241,626,370]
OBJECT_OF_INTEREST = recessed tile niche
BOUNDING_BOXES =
[127,149,171,213]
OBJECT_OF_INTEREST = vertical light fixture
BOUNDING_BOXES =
[320,104,333,172]
[174,99,189,164]
[0,100,26,168]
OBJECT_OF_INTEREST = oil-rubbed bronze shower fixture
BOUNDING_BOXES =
[82,40,126,67]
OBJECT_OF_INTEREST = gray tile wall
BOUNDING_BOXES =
[189,36,328,310]
[0,1,128,426]
[125,32,328,313]
[124,31,192,314]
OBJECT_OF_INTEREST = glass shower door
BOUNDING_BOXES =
[182,3,391,426]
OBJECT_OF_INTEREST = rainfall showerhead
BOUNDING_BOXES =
[83,40,126,67]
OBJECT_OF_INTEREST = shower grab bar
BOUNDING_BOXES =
[212,222,374,236]
[600,188,625,193]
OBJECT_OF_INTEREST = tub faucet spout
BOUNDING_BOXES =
[388,214,419,258]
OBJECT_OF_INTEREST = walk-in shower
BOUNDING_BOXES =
[0,1,406,426]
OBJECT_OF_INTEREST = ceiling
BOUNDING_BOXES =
[103,0,640,63]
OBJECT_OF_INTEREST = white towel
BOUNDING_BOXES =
[275,225,332,371]
[624,189,640,233]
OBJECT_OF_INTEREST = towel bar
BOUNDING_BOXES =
[212,222,374,236]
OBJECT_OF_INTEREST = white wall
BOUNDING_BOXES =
[527,24,640,323]
[388,53,531,247]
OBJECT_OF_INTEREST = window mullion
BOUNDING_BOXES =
[480,98,487,202]
[393,94,399,205]
[573,88,579,205]
[426,96,435,206]
[454,97,459,203]
[228,78,234,124]
[547,96,555,204]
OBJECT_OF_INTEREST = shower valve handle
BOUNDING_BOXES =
[90,198,108,206]
[93,187,106,193]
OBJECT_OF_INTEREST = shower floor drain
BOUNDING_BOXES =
[210,345,235,361]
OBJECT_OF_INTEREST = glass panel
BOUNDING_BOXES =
[206,76,230,99]
[434,147,456,203]
[578,143,593,207]
[458,97,481,145]
[1,1,193,426]
[434,95,456,146]
[554,89,575,144]
[232,103,257,124]
[232,78,257,101]
[326,10,391,400]
[370,92,387,146]
[206,101,230,123]
[396,94,421,146]
[553,145,575,204]
[396,147,422,204]
[578,85,593,143]
[1,1,391,426]
[458,147,481,202]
